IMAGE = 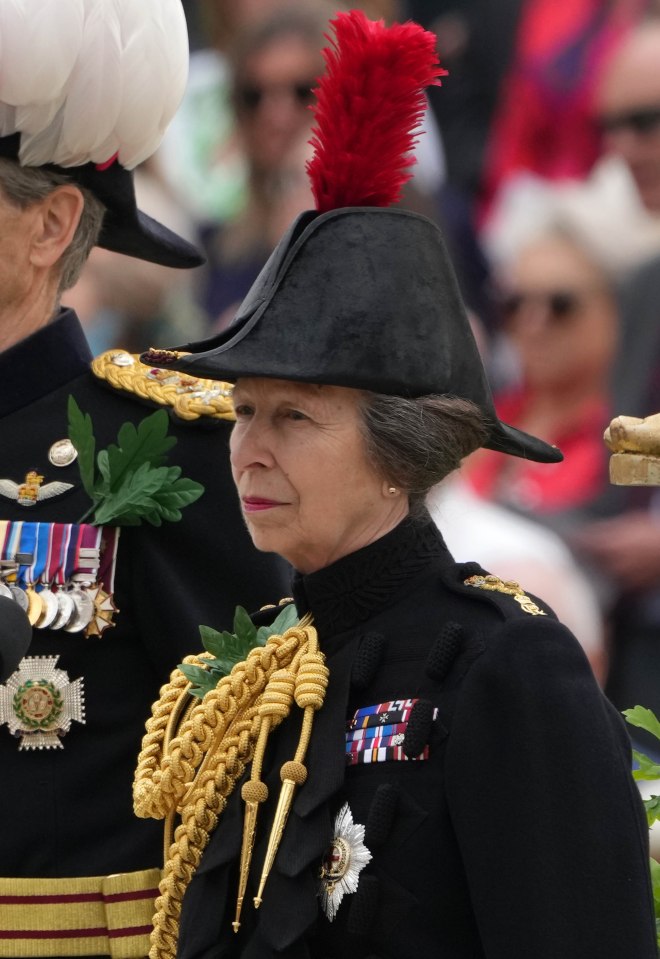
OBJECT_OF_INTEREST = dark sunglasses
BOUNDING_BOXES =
[598,105,660,136]
[237,81,316,112]
[499,289,587,322]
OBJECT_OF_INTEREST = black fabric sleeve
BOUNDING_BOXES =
[445,616,656,959]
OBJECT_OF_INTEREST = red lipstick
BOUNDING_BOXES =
[242,496,283,512]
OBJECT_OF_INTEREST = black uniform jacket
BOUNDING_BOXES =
[177,516,656,959]
[0,309,289,879]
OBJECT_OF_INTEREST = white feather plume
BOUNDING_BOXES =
[0,0,189,170]
[0,0,84,106]
[112,0,189,168]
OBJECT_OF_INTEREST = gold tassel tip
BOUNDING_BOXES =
[253,775,302,908]
[234,796,263,931]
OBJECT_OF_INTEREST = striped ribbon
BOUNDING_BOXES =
[345,698,437,766]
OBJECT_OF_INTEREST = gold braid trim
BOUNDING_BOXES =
[91,350,235,421]
[132,617,327,959]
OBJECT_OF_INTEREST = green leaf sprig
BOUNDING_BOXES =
[68,395,204,526]
[179,603,299,698]
[624,705,660,944]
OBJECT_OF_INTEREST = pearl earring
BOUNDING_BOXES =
[388,486,397,495]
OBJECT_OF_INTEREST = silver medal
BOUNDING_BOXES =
[9,585,29,613]
[50,590,75,630]
[64,587,94,633]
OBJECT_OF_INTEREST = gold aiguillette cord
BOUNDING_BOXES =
[232,617,328,931]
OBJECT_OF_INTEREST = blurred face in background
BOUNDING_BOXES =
[234,29,321,174]
[498,234,617,395]
[596,24,660,213]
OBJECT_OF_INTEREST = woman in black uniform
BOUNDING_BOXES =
[134,11,656,959]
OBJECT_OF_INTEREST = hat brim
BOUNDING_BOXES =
[487,420,563,464]
[98,206,203,268]
[0,133,204,269]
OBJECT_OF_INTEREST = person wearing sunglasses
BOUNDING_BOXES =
[464,223,617,523]
[572,17,660,748]
[193,6,328,331]
[597,18,660,216]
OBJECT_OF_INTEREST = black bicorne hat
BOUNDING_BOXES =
[144,205,560,462]
[142,10,561,463]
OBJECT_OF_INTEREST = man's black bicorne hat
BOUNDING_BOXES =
[0,134,201,269]
[143,11,561,462]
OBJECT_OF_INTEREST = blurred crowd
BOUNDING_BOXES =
[67,0,660,730]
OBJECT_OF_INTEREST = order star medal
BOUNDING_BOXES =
[319,803,372,921]
[85,584,119,637]
[0,656,85,750]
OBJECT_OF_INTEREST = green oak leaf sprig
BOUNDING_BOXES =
[624,705,660,944]
[180,603,299,698]
[68,395,204,526]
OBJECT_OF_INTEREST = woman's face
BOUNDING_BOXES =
[235,32,320,174]
[499,235,617,393]
[230,378,409,573]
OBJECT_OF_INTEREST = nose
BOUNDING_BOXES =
[509,299,554,338]
[230,418,275,472]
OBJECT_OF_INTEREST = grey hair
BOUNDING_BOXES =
[359,392,490,516]
[0,158,105,293]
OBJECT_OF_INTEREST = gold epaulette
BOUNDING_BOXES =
[91,349,234,422]
[464,574,547,616]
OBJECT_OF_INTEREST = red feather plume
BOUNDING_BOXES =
[306,10,446,213]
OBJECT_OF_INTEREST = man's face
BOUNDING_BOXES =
[0,186,37,322]
[596,27,660,214]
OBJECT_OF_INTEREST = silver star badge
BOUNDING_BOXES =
[0,656,85,749]
[319,803,372,921]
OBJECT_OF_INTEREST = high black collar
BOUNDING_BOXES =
[0,308,92,418]
[291,514,452,639]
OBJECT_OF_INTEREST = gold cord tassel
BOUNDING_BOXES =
[234,786,266,931]
[253,760,307,907]
[254,626,329,908]
[232,666,296,931]
[132,614,329,959]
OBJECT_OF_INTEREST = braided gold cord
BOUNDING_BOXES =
[252,625,328,909]
[133,619,322,959]
[91,350,235,421]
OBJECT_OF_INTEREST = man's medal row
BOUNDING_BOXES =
[0,520,119,638]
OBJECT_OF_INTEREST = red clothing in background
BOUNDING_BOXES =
[479,0,648,221]
[465,390,609,512]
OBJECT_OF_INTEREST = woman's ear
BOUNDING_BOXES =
[29,184,85,270]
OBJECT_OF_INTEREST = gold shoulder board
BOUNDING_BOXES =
[91,350,234,422]
[464,574,547,617]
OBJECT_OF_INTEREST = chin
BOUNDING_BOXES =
[245,524,286,558]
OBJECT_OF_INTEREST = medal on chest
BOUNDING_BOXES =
[0,521,119,638]
[319,803,372,921]
[0,655,85,750]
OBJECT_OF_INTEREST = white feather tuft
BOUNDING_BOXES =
[57,0,123,166]
[0,0,84,105]
[113,0,189,168]
[0,0,189,169]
